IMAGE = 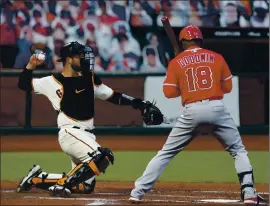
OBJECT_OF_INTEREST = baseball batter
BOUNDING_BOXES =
[16,41,163,197]
[129,26,264,205]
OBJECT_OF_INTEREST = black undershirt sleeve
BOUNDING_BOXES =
[18,68,33,91]
[107,92,145,111]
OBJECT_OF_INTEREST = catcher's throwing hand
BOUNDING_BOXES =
[26,53,46,70]
[132,99,164,125]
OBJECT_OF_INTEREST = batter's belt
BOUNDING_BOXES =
[185,96,222,106]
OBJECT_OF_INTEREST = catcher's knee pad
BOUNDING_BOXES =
[57,147,114,189]
[90,147,114,174]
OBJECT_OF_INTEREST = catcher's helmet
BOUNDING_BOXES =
[57,41,84,62]
[179,25,203,41]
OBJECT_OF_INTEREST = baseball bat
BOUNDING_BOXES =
[161,16,181,56]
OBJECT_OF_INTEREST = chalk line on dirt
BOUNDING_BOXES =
[22,195,241,205]
[94,192,127,196]
[2,189,268,195]
[2,190,268,205]
[195,190,269,195]
[8,194,268,205]
[23,196,110,201]
[1,190,15,193]
[86,199,118,205]
[21,196,188,205]
[199,199,240,203]
[95,192,208,199]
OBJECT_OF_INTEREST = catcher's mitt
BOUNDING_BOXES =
[141,101,164,125]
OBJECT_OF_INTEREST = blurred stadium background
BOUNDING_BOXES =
[0,0,269,202]
[0,0,269,72]
[0,0,268,130]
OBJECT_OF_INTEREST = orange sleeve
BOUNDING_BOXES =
[220,57,232,93]
[163,61,180,98]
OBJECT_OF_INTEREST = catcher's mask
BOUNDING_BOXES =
[57,41,95,71]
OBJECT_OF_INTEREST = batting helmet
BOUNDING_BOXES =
[179,25,203,41]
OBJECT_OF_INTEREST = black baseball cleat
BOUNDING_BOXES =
[48,185,71,198]
[17,165,42,192]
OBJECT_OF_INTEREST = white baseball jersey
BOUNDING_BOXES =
[32,75,113,130]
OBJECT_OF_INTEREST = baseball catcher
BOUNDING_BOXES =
[16,41,164,197]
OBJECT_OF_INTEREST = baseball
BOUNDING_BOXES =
[37,53,46,61]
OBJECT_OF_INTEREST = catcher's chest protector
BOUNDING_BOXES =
[53,73,95,120]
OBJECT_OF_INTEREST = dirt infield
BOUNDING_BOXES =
[1,134,268,205]
[1,135,268,151]
[1,181,269,206]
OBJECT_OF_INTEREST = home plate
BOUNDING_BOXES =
[199,199,240,203]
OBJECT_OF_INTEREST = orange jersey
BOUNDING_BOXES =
[163,46,232,105]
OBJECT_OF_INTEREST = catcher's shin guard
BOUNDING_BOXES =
[31,172,65,190]
[56,147,114,190]
[31,172,96,194]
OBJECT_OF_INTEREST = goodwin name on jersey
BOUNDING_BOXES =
[177,53,215,68]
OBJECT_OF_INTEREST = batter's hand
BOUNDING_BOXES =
[26,53,46,70]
